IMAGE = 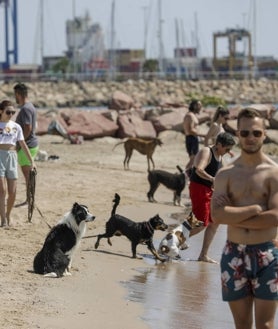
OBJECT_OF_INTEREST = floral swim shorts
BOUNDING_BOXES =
[220,240,278,301]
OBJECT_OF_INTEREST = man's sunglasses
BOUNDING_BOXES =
[5,110,16,115]
[239,130,263,138]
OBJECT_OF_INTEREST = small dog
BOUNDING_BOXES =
[33,203,95,278]
[95,193,168,262]
[113,137,163,170]
[158,212,203,259]
[147,165,186,206]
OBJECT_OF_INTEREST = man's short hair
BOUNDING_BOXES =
[189,99,200,112]
[216,132,236,147]
[237,107,263,127]
[13,83,28,97]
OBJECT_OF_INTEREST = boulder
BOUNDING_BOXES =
[265,129,278,144]
[66,111,118,139]
[109,90,134,111]
[37,116,53,135]
[151,108,187,133]
[248,104,276,119]
[269,110,278,129]
[117,112,156,139]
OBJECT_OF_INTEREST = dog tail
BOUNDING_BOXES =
[111,193,121,216]
[176,165,183,173]
[112,141,125,151]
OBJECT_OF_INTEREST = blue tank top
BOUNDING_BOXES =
[190,147,221,188]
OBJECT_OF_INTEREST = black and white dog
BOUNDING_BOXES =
[95,193,168,262]
[147,165,186,206]
[33,203,95,278]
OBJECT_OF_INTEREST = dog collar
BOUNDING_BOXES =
[182,221,192,231]
[145,221,154,234]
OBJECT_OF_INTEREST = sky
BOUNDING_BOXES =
[1,0,278,65]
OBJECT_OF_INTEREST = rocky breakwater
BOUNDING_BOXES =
[35,90,278,156]
[1,78,278,107]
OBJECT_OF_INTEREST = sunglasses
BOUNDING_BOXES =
[239,130,263,138]
[5,110,16,115]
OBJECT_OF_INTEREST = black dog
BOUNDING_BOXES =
[33,203,95,278]
[147,165,186,206]
[95,193,168,262]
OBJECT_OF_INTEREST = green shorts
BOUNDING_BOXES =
[18,146,39,166]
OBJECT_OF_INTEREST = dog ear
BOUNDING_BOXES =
[72,202,79,211]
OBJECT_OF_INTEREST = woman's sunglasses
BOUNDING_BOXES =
[5,110,16,115]
[239,130,263,138]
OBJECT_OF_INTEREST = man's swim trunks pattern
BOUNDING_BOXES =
[220,240,278,301]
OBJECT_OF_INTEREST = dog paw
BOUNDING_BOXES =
[63,271,72,277]
[43,272,58,278]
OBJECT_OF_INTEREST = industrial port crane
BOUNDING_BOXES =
[0,0,18,70]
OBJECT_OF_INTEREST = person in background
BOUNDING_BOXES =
[204,106,230,146]
[211,108,278,329]
[14,83,39,207]
[189,132,236,263]
[183,99,205,177]
[204,106,234,159]
[0,100,35,226]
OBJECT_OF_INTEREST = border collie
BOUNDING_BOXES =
[33,203,95,278]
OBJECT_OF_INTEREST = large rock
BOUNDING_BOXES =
[37,116,53,135]
[151,108,187,133]
[248,104,276,119]
[66,111,118,139]
[117,112,156,138]
[266,129,278,144]
[269,110,278,129]
[109,91,134,111]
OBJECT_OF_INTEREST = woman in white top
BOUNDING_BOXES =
[204,106,230,146]
[0,100,35,227]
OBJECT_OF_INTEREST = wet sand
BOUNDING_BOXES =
[125,224,236,329]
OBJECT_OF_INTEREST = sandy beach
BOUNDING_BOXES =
[0,130,189,329]
[0,130,277,329]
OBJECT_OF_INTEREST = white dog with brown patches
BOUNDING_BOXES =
[158,212,203,259]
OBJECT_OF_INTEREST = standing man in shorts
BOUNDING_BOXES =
[189,132,235,263]
[211,108,278,329]
[14,83,39,207]
[183,99,204,177]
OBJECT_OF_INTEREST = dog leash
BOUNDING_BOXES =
[35,205,52,229]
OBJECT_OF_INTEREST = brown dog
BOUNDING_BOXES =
[113,137,163,170]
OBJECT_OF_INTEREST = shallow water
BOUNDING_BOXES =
[123,225,278,329]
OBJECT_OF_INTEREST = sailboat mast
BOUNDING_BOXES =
[158,0,164,75]
[175,18,180,78]
[253,0,257,76]
[40,0,44,71]
[110,0,115,79]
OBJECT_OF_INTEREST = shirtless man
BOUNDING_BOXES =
[211,108,278,329]
[183,99,204,176]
